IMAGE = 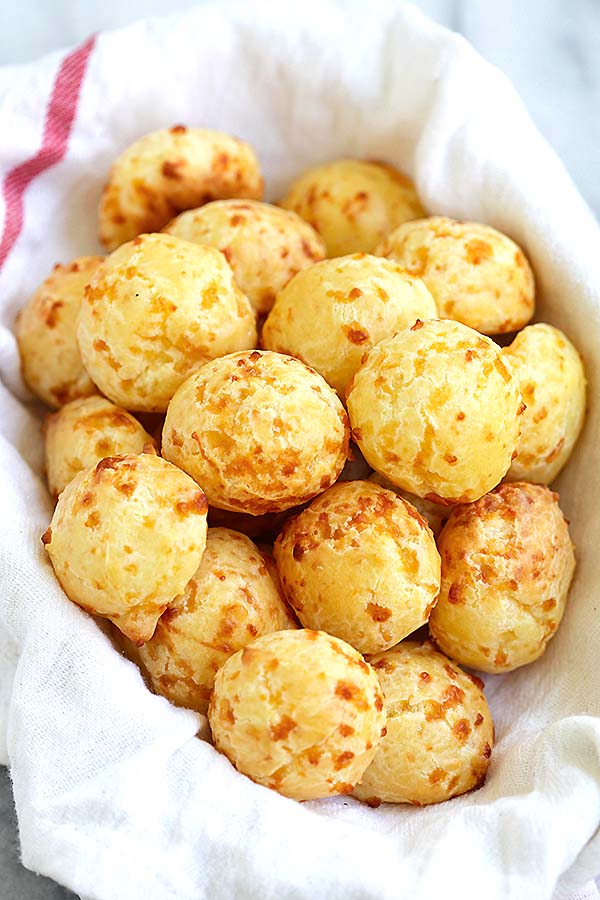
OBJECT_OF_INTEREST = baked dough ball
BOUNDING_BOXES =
[99,126,263,250]
[280,159,425,256]
[45,396,155,498]
[15,256,103,408]
[135,528,296,714]
[162,350,350,514]
[503,324,586,484]
[274,481,440,654]
[208,629,386,800]
[347,319,523,504]
[429,482,575,672]
[164,200,325,316]
[353,641,493,806]
[376,217,535,334]
[78,233,257,412]
[42,452,208,643]
[262,254,437,396]
[368,472,448,538]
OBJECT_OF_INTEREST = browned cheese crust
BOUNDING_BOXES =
[45,396,155,498]
[78,233,257,412]
[429,482,575,672]
[262,253,437,396]
[208,629,387,800]
[274,480,440,654]
[504,324,586,483]
[377,216,535,334]
[347,319,523,503]
[43,452,208,643]
[133,528,296,714]
[354,641,494,805]
[15,256,103,408]
[162,350,350,514]
[281,159,424,256]
[99,126,263,250]
[165,200,325,315]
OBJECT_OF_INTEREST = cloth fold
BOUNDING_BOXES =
[0,2,599,898]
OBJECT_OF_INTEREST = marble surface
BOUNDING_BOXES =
[0,1,598,898]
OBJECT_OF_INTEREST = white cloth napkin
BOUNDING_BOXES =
[1,2,599,898]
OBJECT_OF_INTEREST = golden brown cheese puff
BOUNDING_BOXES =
[42,452,208,643]
[354,641,493,806]
[45,396,155,498]
[280,159,424,256]
[429,482,575,672]
[367,472,448,538]
[98,126,263,251]
[262,254,437,396]
[130,528,296,715]
[347,319,524,504]
[164,200,325,316]
[503,324,586,484]
[162,349,349,514]
[376,216,535,335]
[208,629,386,800]
[15,256,103,408]
[77,233,257,413]
[274,481,440,655]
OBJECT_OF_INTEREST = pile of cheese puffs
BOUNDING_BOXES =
[15,126,585,806]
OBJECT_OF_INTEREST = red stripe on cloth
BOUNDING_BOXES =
[0,34,96,272]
